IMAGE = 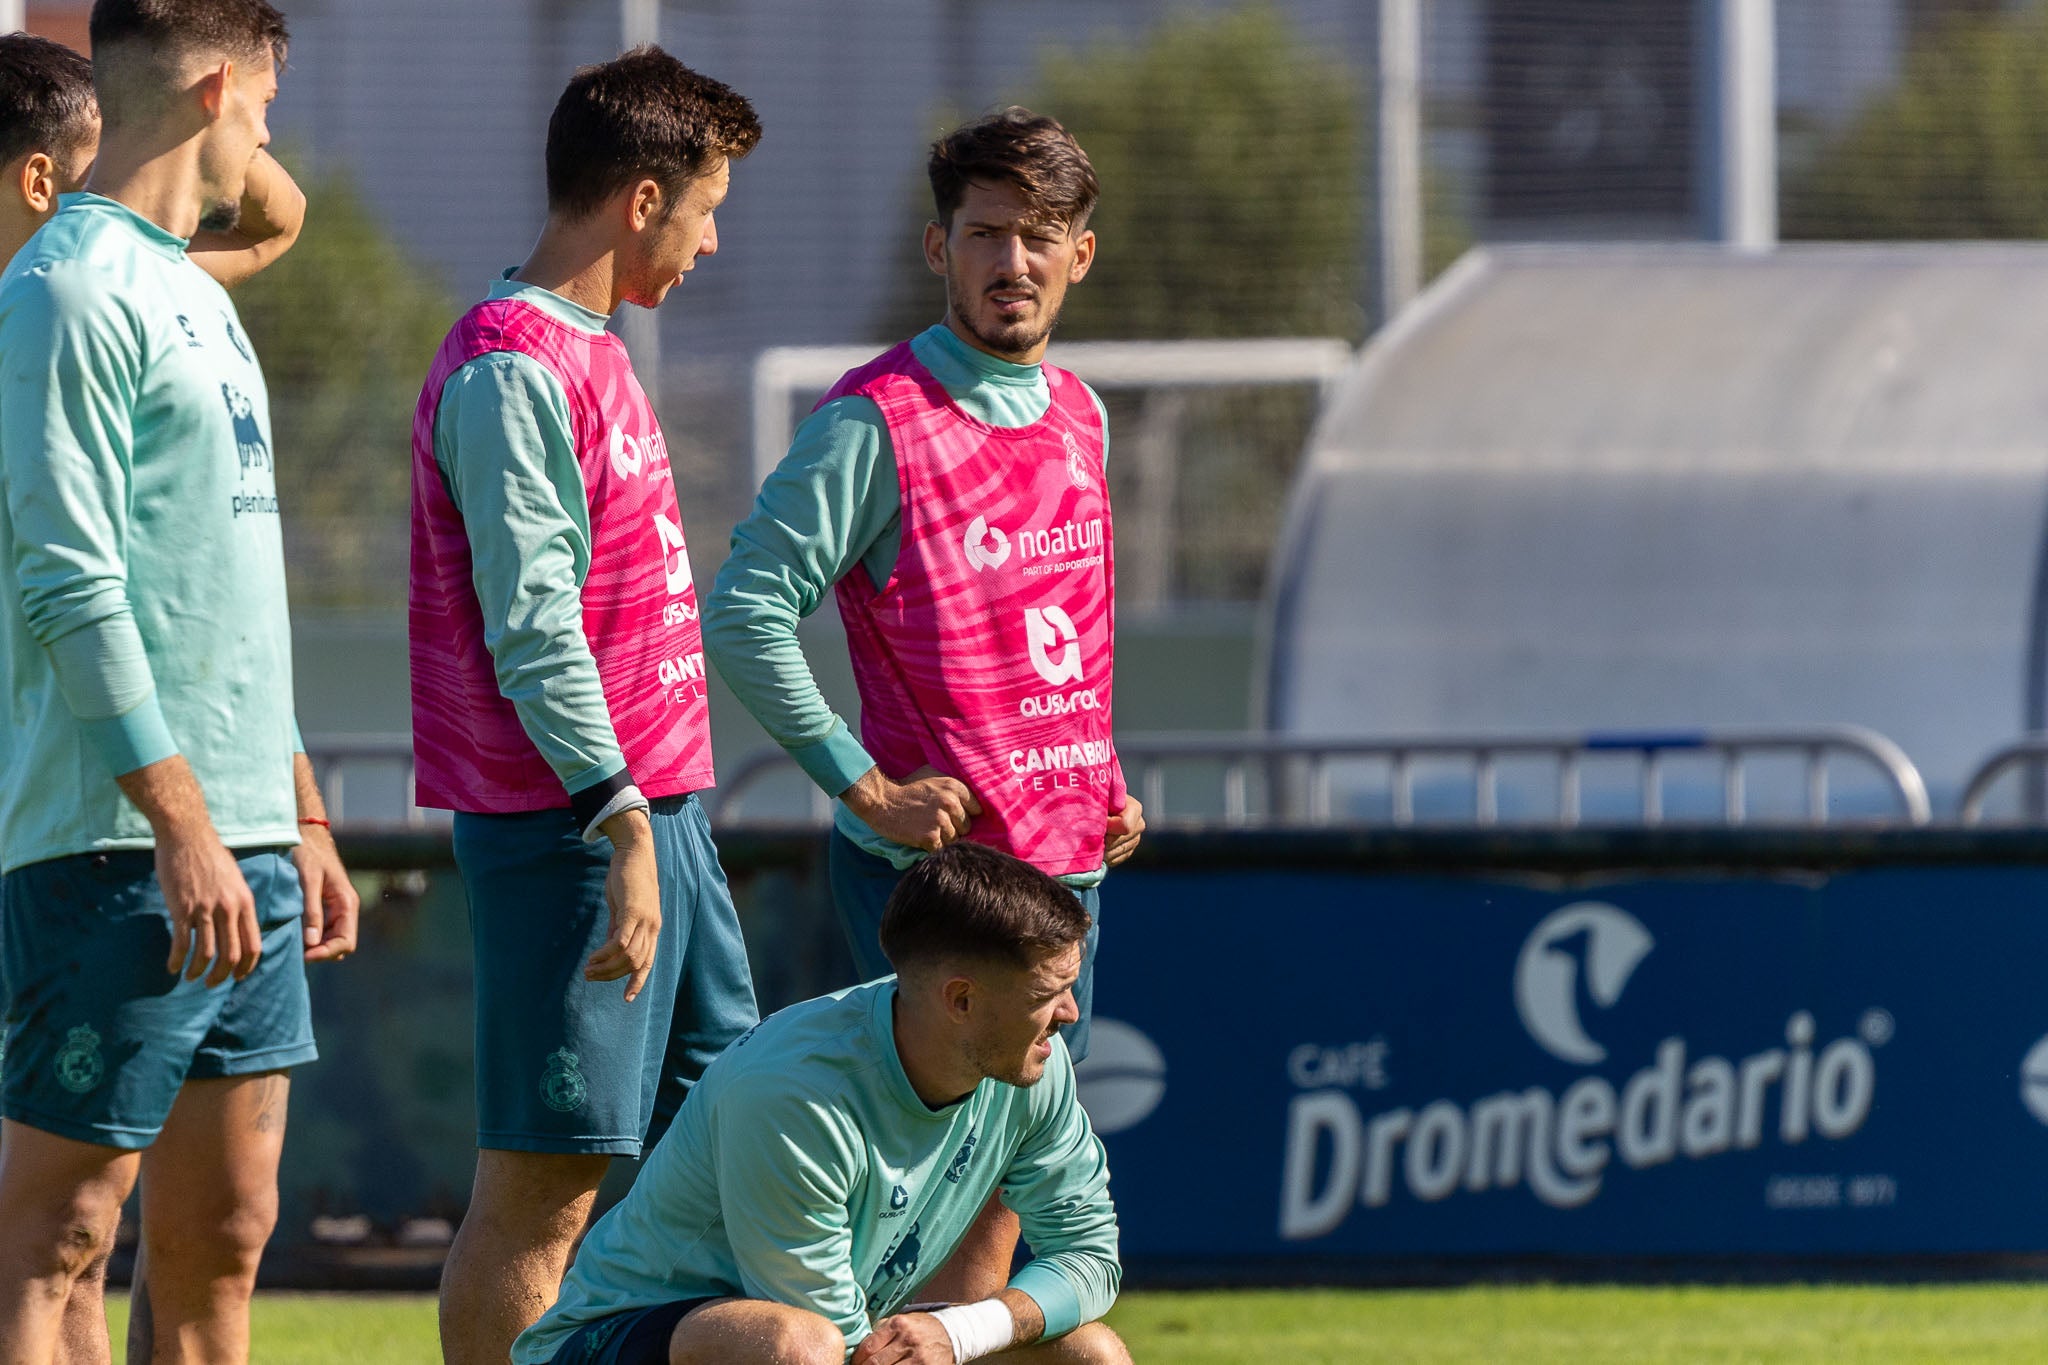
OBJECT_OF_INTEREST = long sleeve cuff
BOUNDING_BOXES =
[567,759,645,841]
[80,691,178,777]
[788,717,874,797]
[1008,1262,1085,1340]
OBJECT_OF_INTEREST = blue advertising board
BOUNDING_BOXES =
[1079,867,2048,1259]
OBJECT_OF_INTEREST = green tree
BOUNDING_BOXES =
[879,6,1379,342]
[1032,5,1364,340]
[233,165,457,609]
[1784,5,2048,239]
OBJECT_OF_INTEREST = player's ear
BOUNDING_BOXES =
[18,153,56,214]
[922,219,948,278]
[940,973,976,1023]
[626,178,663,233]
[195,59,233,121]
[1067,226,1095,284]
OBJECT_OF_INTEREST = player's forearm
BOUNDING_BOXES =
[705,397,897,793]
[188,150,307,289]
[115,753,215,840]
[292,751,329,823]
[1007,1249,1120,1338]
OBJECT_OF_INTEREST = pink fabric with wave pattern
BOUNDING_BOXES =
[828,342,1122,877]
[410,298,713,812]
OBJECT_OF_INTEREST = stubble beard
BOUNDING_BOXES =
[197,200,241,234]
[948,271,1060,361]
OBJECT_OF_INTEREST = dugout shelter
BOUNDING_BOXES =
[1261,243,2048,818]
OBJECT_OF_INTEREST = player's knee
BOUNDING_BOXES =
[148,1189,277,1280]
[1058,1322,1133,1365]
[757,1308,843,1365]
[26,1196,120,1284]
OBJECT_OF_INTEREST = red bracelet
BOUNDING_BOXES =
[298,817,331,829]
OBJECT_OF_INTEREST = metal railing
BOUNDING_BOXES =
[705,726,1933,829]
[1960,735,2048,823]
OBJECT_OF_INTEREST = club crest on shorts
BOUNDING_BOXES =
[540,1047,587,1113]
[1063,430,1092,490]
[55,1025,105,1094]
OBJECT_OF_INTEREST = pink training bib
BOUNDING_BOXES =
[828,343,1124,877]
[409,298,713,812]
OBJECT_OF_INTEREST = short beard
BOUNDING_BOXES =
[947,271,1059,360]
[198,200,241,234]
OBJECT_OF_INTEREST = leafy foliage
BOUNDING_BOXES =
[1784,6,2048,239]
[233,164,456,608]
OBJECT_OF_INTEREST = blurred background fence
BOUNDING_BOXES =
[20,0,2048,641]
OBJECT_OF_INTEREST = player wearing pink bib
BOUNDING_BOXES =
[406,50,761,1365]
[706,109,1144,1311]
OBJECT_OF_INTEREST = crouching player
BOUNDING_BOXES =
[513,842,1130,1365]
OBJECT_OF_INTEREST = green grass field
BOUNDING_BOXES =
[96,1285,2048,1363]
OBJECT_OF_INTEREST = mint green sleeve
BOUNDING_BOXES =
[433,353,625,795]
[713,1077,873,1355]
[703,395,900,797]
[1000,1045,1122,1338]
[0,262,178,776]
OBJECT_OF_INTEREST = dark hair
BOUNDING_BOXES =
[880,843,1092,974]
[545,45,761,221]
[0,34,96,168]
[89,0,288,123]
[89,0,288,67]
[928,106,1099,230]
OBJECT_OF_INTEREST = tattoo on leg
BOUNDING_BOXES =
[252,1074,288,1135]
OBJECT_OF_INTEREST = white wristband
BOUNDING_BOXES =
[929,1300,1015,1363]
[581,786,650,843]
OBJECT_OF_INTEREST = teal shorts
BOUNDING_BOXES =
[455,794,758,1156]
[0,847,317,1149]
[827,831,1102,1063]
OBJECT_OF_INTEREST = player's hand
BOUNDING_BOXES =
[584,808,661,1001]
[293,822,360,963]
[157,823,261,987]
[852,1312,957,1365]
[842,765,982,853]
[1105,794,1145,868]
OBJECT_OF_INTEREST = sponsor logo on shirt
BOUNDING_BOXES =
[654,509,692,596]
[1024,606,1083,686]
[963,516,1105,579]
[657,651,707,690]
[1020,688,1099,720]
[663,600,700,628]
[609,426,672,481]
[221,382,271,472]
[175,314,201,348]
[963,516,1011,572]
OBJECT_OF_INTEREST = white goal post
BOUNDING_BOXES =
[749,338,1357,488]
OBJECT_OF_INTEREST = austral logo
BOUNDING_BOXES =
[1277,902,1890,1237]
[1024,606,1082,686]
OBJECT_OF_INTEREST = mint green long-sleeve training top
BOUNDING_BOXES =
[703,324,1112,883]
[428,275,628,799]
[513,978,1121,1363]
[0,194,298,870]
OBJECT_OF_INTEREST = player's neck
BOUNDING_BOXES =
[516,221,624,318]
[892,993,979,1110]
[87,133,211,241]
[942,312,1046,368]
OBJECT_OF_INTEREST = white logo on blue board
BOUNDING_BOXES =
[1513,902,1654,1065]
[2021,1034,2048,1126]
[1073,1018,1167,1135]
